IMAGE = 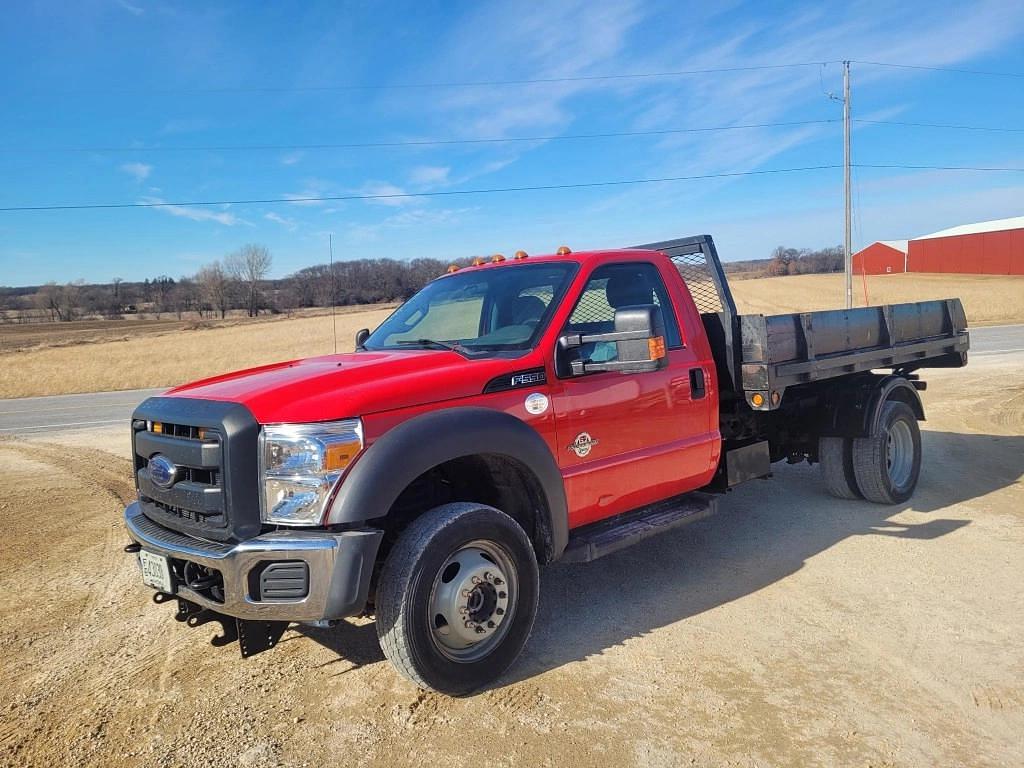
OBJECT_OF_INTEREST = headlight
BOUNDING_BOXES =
[259,419,363,526]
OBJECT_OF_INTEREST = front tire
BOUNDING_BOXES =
[852,401,922,504]
[375,502,539,695]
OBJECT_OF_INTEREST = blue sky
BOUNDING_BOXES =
[2,0,1023,287]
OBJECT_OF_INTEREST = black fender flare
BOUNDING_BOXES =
[328,407,569,562]
[825,374,925,438]
[863,375,925,435]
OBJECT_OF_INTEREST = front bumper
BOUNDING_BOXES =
[124,502,383,622]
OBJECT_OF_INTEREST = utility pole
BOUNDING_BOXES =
[843,60,853,309]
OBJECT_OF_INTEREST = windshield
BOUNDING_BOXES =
[365,263,576,354]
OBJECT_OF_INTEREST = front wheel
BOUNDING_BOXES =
[853,401,922,504]
[375,502,539,695]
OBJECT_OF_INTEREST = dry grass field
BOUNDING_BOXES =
[0,306,396,399]
[730,271,1024,322]
[0,272,1020,399]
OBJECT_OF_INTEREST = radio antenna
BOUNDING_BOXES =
[329,233,338,354]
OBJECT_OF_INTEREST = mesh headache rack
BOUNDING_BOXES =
[630,235,742,392]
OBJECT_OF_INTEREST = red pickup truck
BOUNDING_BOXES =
[124,235,969,693]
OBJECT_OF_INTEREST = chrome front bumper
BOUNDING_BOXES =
[124,502,383,622]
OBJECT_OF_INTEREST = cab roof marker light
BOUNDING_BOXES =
[471,256,486,266]
[514,250,528,259]
[491,253,505,263]
[446,264,460,274]
[557,245,572,255]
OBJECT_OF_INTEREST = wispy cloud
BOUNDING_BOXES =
[140,196,239,225]
[280,151,304,166]
[265,211,298,231]
[355,181,417,207]
[117,0,144,16]
[345,206,474,243]
[408,165,451,186]
[120,162,152,181]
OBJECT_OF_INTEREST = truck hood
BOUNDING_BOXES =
[165,350,520,423]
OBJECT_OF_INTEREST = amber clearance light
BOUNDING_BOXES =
[556,245,572,255]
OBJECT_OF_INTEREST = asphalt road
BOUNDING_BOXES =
[0,387,165,435]
[1,324,1021,437]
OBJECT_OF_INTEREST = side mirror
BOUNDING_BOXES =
[558,305,667,376]
[355,328,370,350]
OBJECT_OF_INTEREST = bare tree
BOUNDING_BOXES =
[196,262,232,319]
[226,244,272,317]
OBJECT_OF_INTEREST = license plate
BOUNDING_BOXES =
[139,550,174,593]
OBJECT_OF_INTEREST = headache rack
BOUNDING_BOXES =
[632,234,969,411]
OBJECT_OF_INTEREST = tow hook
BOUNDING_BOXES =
[124,542,141,553]
[150,591,288,658]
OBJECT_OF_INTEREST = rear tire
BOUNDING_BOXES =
[375,502,539,695]
[819,436,862,499]
[852,401,921,504]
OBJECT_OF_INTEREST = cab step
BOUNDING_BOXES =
[561,492,718,564]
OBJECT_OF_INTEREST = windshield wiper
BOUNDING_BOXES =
[394,338,469,354]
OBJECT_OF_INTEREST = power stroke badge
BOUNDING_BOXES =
[568,432,599,458]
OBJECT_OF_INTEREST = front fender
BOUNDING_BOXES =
[327,407,569,560]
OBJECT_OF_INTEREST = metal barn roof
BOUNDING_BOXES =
[878,239,909,253]
[916,216,1024,241]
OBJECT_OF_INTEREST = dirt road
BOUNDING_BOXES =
[1,353,1022,767]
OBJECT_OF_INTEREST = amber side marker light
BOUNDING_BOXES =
[556,245,572,255]
[491,253,505,263]
[324,442,360,472]
[751,393,765,407]
[514,250,528,259]
[648,336,666,360]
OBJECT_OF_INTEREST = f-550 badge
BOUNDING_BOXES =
[568,432,599,458]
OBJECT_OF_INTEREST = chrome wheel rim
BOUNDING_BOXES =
[886,419,914,488]
[427,540,518,662]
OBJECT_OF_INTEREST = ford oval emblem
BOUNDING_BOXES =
[149,454,178,489]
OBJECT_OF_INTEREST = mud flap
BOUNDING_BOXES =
[154,593,287,657]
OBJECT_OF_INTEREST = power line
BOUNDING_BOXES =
[0,165,843,212]
[855,118,1024,133]
[5,119,838,154]
[856,163,1024,172]
[851,60,1024,78]
[8,116,1015,156]
[2,163,1022,214]
[32,61,836,96]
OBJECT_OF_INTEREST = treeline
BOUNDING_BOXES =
[1,242,845,323]
[0,245,462,323]
[722,245,844,279]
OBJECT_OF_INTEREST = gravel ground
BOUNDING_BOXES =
[1,352,1021,767]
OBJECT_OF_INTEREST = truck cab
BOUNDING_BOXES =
[124,235,968,694]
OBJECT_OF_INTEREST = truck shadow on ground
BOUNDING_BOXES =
[301,429,1023,684]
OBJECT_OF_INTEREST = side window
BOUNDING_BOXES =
[564,263,683,354]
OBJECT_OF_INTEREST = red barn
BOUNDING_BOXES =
[853,240,907,275]
[907,216,1024,275]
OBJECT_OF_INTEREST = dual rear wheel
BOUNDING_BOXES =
[820,400,922,504]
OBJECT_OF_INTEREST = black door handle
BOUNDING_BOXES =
[689,367,706,399]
